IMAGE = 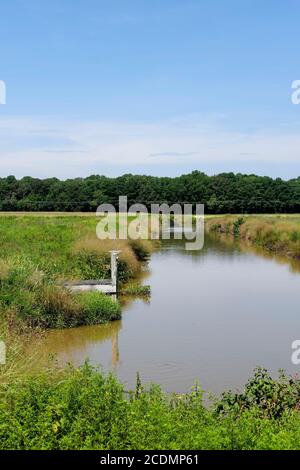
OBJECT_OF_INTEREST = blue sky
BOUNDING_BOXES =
[0,0,300,179]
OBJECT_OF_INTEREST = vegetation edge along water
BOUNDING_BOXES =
[0,215,152,329]
[206,215,300,259]
[1,361,300,450]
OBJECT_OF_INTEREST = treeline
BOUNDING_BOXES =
[1,171,300,213]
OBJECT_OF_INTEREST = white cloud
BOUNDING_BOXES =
[0,114,299,178]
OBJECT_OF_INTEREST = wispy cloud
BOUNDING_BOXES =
[45,149,89,154]
[148,151,199,158]
[239,152,260,156]
[0,114,299,178]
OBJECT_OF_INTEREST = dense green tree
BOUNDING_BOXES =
[0,171,299,213]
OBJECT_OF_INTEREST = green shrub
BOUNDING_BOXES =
[233,217,245,238]
[77,292,121,324]
[120,284,151,297]
[216,367,300,419]
[1,365,300,450]
[290,231,300,242]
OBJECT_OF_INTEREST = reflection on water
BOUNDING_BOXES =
[39,321,122,368]
[32,234,300,395]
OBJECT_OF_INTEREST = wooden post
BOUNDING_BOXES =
[0,340,6,365]
[110,250,120,292]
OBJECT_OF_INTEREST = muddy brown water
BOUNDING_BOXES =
[33,235,300,395]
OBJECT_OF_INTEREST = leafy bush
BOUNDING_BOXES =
[1,365,300,450]
[216,367,300,419]
[233,217,245,238]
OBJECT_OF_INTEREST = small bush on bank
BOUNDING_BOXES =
[216,367,300,419]
[120,283,151,297]
[77,292,121,324]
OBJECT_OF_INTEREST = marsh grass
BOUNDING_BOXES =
[0,215,151,329]
[73,238,141,282]
[206,215,300,258]
[120,283,151,297]
[0,316,47,388]
[0,259,121,328]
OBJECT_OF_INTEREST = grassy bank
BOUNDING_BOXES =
[206,215,300,259]
[0,363,300,450]
[0,215,152,329]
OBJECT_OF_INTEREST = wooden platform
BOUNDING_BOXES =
[63,279,116,294]
[63,251,120,295]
